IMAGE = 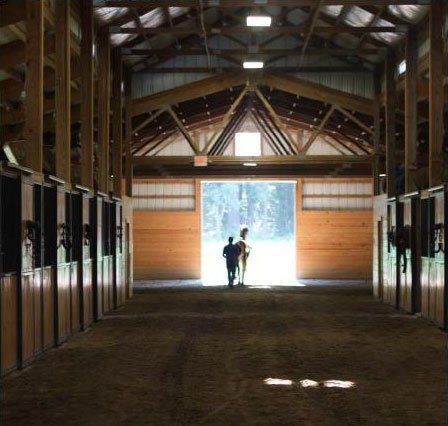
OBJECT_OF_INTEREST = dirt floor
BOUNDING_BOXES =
[2,280,448,426]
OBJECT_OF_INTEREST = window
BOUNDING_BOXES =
[235,132,261,156]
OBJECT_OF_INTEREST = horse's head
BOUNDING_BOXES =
[240,225,249,239]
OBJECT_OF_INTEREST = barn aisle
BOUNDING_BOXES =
[2,281,447,426]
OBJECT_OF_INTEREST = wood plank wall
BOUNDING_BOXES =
[133,181,200,280]
[297,179,373,279]
[133,178,373,280]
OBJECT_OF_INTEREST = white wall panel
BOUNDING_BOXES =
[133,180,196,211]
[302,179,373,210]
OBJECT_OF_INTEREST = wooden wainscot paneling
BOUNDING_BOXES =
[1,275,18,374]
[70,262,80,333]
[42,266,55,349]
[133,210,201,280]
[297,210,373,280]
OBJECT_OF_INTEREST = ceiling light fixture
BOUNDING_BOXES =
[243,162,258,167]
[243,61,264,69]
[246,15,272,27]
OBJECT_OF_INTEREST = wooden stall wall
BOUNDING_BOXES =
[373,195,387,298]
[133,180,200,280]
[123,195,134,298]
[297,178,373,280]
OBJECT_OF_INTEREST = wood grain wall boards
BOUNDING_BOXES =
[123,196,134,299]
[133,210,201,280]
[296,211,373,279]
[82,259,94,328]
[133,178,372,280]
[70,262,81,333]
[372,194,387,299]
[1,275,18,375]
[42,266,55,350]
[420,190,446,328]
[383,201,398,307]
[57,264,71,344]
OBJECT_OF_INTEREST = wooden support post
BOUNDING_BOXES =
[24,0,44,173]
[55,0,71,183]
[385,53,396,197]
[98,31,111,192]
[404,28,418,193]
[125,97,133,197]
[373,72,381,195]
[80,0,94,188]
[429,0,445,187]
[112,49,123,197]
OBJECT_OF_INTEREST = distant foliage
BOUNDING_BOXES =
[202,182,295,241]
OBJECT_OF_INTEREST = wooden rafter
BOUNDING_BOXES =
[255,88,298,154]
[168,106,199,154]
[202,86,248,154]
[302,105,336,153]
[300,1,323,63]
[335,106,373,135]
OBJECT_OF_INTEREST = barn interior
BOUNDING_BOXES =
[1,1,447,425]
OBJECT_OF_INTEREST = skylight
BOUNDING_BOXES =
[235,132,261,156]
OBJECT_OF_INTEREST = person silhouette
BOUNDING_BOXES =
[222,236,240,287]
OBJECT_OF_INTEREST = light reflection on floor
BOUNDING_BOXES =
[264,378,356,389]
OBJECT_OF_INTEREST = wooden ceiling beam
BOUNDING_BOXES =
[111,25,404,35]
[123,47,382,56]
[99,1,430,8]
[132,155,373,166]
[131,72,248,116]
[260,73,374,116]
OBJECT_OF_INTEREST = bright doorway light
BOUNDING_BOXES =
[243,61,264,69]
[235,132,261,156]
[246,15,272,27]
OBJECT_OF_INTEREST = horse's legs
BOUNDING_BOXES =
[241,259,246,285]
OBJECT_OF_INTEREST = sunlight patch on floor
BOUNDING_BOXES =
[264,378,356,389]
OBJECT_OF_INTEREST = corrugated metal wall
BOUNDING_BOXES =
[133,179,196,211]
[302,179,372,210]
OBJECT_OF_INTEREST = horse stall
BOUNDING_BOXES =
[420,186,447,329]
[67,189,80,334]
[382,198,400,307]
[372,194,387,299]
[20,170,45,367]
[92,193,104,321]
[44,176,72,344]
[397,192,421,314]
[112,199,124,308]
[102,197,113,314]
[1,168,21,375]
[73,186,94,330]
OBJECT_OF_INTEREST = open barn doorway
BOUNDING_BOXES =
[201,181,296,285]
